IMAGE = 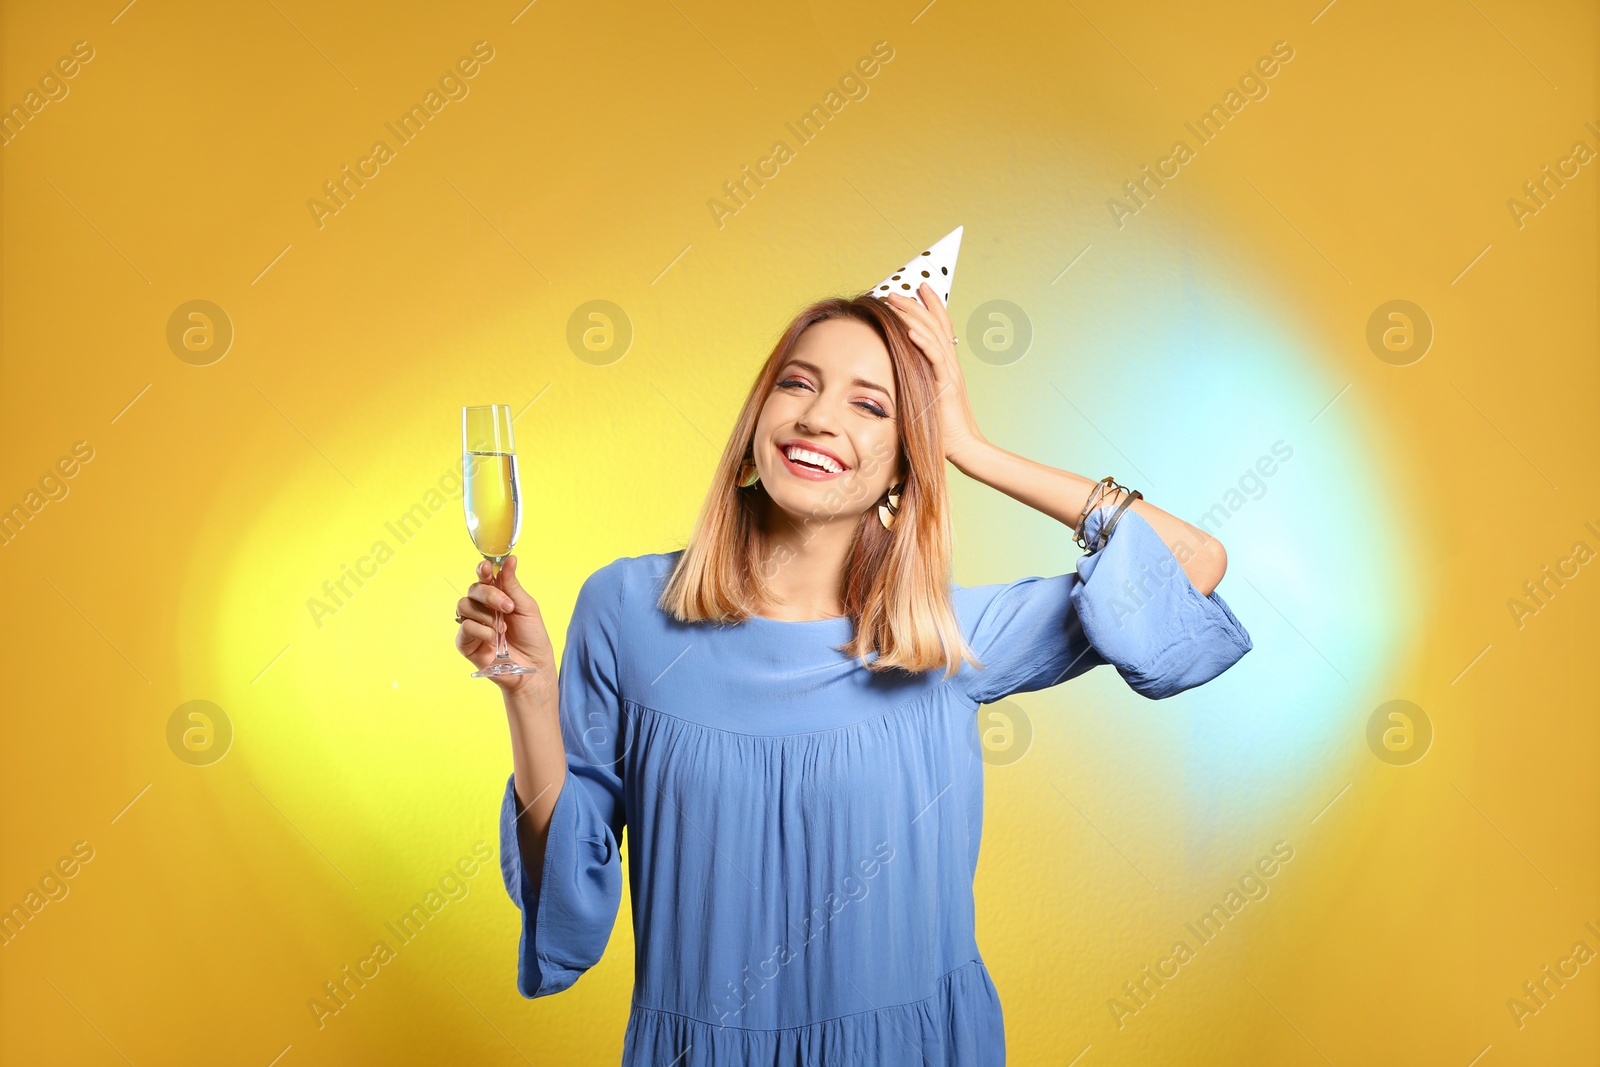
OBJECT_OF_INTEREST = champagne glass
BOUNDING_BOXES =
[462,404,538,678]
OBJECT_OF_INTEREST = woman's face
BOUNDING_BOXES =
[750,317,903,524]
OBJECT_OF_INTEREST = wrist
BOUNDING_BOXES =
[503,675,558,719]
[946,431,992,473]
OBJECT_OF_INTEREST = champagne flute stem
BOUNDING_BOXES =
[491,557,509,661]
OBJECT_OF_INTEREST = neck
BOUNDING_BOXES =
[751,498,857,619]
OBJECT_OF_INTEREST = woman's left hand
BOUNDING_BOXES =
[884,282,984,463]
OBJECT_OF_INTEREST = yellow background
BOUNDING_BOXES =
[2,0,1596,1064]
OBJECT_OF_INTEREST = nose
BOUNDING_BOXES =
[794,391,842,436]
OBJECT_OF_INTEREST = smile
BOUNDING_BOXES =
[778,442,849,480]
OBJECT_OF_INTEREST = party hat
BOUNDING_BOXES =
[866,226,963,306]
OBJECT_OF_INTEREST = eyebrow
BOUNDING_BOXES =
[780,359,894,401]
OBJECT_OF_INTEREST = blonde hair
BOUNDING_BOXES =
[658,294,983,678]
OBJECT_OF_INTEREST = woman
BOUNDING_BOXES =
[455,282,1251,1065]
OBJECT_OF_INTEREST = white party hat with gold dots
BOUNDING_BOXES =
[865,226,963,306]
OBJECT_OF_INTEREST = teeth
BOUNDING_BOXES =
[784,446,844,473]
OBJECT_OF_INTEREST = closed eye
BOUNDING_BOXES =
[777,378,891,419]
[774,379,889,415]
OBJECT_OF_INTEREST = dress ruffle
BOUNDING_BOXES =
[622,959,1004,1067]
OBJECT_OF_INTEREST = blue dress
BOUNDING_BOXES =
[497,507,1251,1065]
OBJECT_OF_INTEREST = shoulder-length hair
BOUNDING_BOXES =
[657,293,983,678]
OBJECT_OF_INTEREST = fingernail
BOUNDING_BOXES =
[502,598,514,610]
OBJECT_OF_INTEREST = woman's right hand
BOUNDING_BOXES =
[455,554,558,694]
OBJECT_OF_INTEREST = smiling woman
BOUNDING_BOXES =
[661,295,966,653]
[465,240,1251,1066]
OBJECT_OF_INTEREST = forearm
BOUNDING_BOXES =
[948,435,1228,595]
[504,679,567,878]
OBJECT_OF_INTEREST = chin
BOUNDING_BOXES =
[763,481,863,523]
[766,483,828,515]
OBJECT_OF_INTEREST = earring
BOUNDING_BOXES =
[737,455,760,487]
[877,482,903,530]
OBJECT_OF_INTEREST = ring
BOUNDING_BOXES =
[454,614,465,623]
[951,337,959,345]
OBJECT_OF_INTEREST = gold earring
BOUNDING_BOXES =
[877,483,903,530]
[737,456,760,487]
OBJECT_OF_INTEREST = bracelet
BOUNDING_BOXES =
[1073,476,1141,553]
[1072,476,1117,549]
[1089,487,1143,554]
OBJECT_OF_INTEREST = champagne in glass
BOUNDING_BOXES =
[465,450,520,559]
[462,404,538,678]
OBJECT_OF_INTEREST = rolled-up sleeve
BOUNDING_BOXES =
[955,507,1251,704]
[498,560,630,998]
[1071,507,1252,699]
